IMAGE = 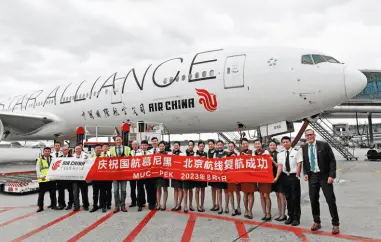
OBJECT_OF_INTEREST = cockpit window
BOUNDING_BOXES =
[312,55,327,64]
[322,55,340,63]
[301,55,313,64]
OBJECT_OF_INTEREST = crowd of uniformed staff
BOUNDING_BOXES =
[36,129,340,234]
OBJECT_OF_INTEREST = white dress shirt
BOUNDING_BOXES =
[148,147,158,154]
[253,150,270,156]
[277,148,303,174]
[308,141,320,172]
[51,151,63,158]
[130,149,141,156]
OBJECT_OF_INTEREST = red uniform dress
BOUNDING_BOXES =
[255,149,272,193]
[240,149,258,193]
[226,151,241,192]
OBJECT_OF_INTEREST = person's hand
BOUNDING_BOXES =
[328,177,334,184]
[304,175,308,181]
[42,176,46,181]
[273,178,278,183]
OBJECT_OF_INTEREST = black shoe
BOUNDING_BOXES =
[84,207,89,211]
[184,209,188,213]
[285,217,294,225]
[278,216,287,222]
[148,205,155,210]
[58,206,65,210]
[261,216,266,221]
[51,206,59,210]
[129,204,137,208]
[65,205,72,210]
[37,207,44,213]
[218,209,223,215]
[89,207,98,213]
[107,205,111,210]
[138,207,143,212]
[265,215,272,221]
[47,205,52,209]
[102,208,107,213]
[189,207,195,212]
[292,220,300,226]
[73,207,80,211]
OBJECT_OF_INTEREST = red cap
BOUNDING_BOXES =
[76,126,85,135]
[120,123,130,132]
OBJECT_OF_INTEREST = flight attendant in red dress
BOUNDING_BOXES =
[226,141,241,216]
[240,138,256,219]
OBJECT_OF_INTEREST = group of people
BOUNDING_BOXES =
[36,129,340,234]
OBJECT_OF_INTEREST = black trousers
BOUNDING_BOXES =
[92,181,102,207]
[57,180,74,207]
[309,172,340,226]
[137,180,146,207]
[104,181,112,207]
[73,181,89,209]
[281,173,301,220]
[145,178,157,207]
[130,180,137,205]
[37,181,56,208]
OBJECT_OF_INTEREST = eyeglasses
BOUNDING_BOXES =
[305,134,314,137]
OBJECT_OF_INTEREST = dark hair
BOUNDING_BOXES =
[188,140,195,146]
[159,141,166,146]
[141,140,149,145]
[151,137,158,141]
[75,144,82,149]
[54,141,61,145]
[115,135,123,140]
[228,141,235,147]
[94,144,102,148]
[43,147,51,151]
[207,139,215,144]
[102,143,109,147]
[174,141,181,146]
[269,140,277,145]
[253,139,262,144]
[216,140,224,145]
[281,136,291,142]
[76,143,83,147]
[241,138,249,144]
[198,141,205,146]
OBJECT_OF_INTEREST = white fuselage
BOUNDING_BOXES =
[0,46,367,141]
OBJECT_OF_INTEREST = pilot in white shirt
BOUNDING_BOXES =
[51,141,63,158]
[276,136,302,226]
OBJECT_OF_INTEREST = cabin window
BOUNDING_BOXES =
[188,74,192,80]
[163,78,168,84]
[312,55,327,64]
[195,72,199,79]
[202,71,206,78]
[210,70,214,76]
[181,75,186,81]
[301,55,314,64]
[176,76,179,82]
[322,55,340,63]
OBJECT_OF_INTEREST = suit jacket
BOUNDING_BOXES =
[302,140,336,178]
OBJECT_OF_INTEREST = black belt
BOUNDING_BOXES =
[282,172,296,176]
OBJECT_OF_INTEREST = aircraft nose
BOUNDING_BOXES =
[344,66,367,100]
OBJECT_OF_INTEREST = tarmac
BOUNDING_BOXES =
[0,148,381,241]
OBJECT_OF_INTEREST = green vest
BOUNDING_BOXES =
[110,146,131,157]
[37,157,50,183]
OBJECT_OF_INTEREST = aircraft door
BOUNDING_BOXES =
[224,55,246,89]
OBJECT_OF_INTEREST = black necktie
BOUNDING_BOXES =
[144,151,146,155]
[154,148,156,153]
[286,150,290,172]
[56,152,58,157]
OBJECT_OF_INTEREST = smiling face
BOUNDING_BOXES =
[269,142,277,152]
[216,142,224,150]
[254,140,262,151]
[228,143,235,152]
[305,129,316,144]
[115,136,123,146]
[159,143,165,152]
[208,141,215,150]
[198,143,205,152]
[242,140,249,150]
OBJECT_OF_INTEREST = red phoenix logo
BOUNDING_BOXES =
[52,160,62,171]
[195,88,218,112]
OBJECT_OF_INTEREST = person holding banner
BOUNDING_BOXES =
[72,145,90,211]
[214,140,228,214]
[101,143,112,210]
[149,137,159,154]
[110,136,131,213]
[156,141,170,211]
[194,141,207,212]
[240,138,255,219]
[183,140,195,213]
[269,140,287,222]
[171,141,184,212]
[226,142,241,216]
[36,147,57,212]
[207,139,219,212]
[130,141,141,208]
[59,145,74,211]
[90,144,103,213]
[139,140,156,211]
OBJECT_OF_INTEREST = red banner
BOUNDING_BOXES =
[86,154,274,183]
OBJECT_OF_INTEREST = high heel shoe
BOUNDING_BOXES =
[232,209,239,216]
[160,206,166,211]
[224,208,229,214]
[197,206,203,212]
[175,206,182,211]
[189,207,195,212]
[218,209,223,214]
[184,209,188,213]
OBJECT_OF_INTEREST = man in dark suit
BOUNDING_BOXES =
[302,129,340,234]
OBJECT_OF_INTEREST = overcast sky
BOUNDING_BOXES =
[1,0,381,98]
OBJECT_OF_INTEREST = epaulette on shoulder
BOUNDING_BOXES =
[293,148,299,151]
[279,150,285,153]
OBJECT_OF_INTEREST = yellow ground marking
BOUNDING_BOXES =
[336,168,342,172]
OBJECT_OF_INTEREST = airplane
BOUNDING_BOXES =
[0,47,367,144]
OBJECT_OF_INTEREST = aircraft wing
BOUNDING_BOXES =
[0,112,54,138]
